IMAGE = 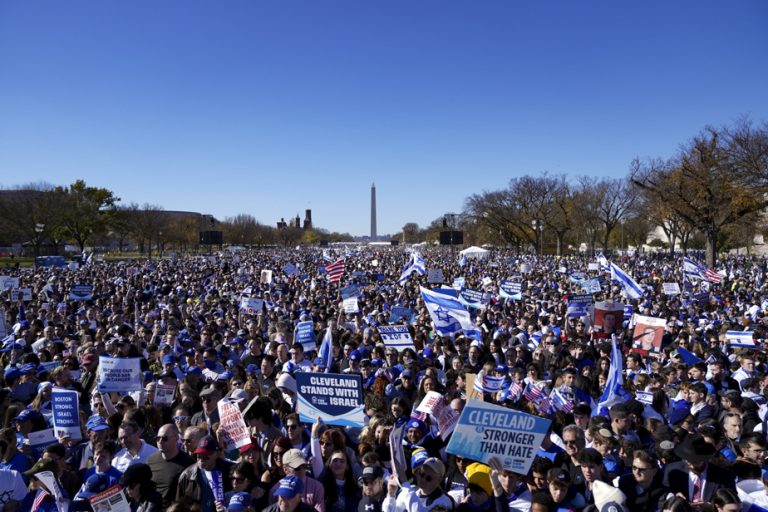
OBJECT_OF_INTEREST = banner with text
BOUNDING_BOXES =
[377,325,414,352]
[295,373,364,428]
[52,388,82,440]
[446,399,550,475]
[217,398,251,450]
[97,356,142,392]
[294,321,316,352]
[417,391,459,440]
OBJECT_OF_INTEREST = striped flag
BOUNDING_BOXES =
[609,262,644,300]
[507,380,524,402]
[31,489,49,512]
[726,330,756,348]
[474,374,506,393]
[324,259,345,283]
[683,257,722,284]
[550,388,574,413]
[538,396,553,415]
[524,382,547,404]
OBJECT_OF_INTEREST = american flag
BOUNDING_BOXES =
[325,259,345,283]
[537,397,553,415]
[31,489,49,512]
[524,382,547,404]
[704,268,723,284]
[507,380,524,402]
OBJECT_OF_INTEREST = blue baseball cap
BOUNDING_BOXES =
[162,354,176,365]
[4,367,21,381]
[245,364,259,374]
[411,448,429,470]
[229,337,245,346]
[185,366,203,376]
[274,475,304,499]
[406,418,427,433]
[75,473,110,500]
[227,492,252,511]
[12,409,38,423]
[86,415,110,432]
[349,349,361,362]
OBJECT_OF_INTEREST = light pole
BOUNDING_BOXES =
[531,220,542,256]
[34,223,45,257]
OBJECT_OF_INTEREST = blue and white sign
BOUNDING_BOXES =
[726,331,756,348]
[52,388,82,440]
[283,263,298,276]
[623,305,634,319]
[69,284,93,301]
[295,373,365,427]
[389,307,417,324]
[97,356,142,392]
[459,288,485,309]
[294,321,316,352]
[566,294,593,318]
[498,281,522,300]
[239,297,264,315]
[342,297,359,314]
[581,278,602,294]
[340,284,361,300]
[377,325,414,352]
[446,399,550,475]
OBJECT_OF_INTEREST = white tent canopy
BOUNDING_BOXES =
[459,246,490,259]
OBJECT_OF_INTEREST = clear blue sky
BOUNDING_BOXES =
[1,1,766,237]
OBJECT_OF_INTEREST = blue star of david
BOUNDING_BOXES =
[433,306,452,323]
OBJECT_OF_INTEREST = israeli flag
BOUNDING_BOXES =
[420,286,482,340]
[610,263,644,300]
[474,374,506,393]
[399,252,427,285]
[726,330,756,348]
[593,336,629,417]
[458,253,467,267]
[317,327,334,373]
[683,257,707,281]
[596,252,610,272]
[322,249,333,262]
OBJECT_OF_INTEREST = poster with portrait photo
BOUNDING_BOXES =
[631,315,666,355]
[593,300,625,336]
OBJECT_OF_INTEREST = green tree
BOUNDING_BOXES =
[57,180,119,252]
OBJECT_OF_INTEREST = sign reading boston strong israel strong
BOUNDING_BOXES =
[295,373,365,428]
[447,399,551,475]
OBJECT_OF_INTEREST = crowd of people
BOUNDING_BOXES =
[1,246,768,512]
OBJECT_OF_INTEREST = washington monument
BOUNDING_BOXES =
[370,182,377,240]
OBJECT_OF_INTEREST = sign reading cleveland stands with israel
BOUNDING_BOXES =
[295,373,364,428]
[446,399,551,475]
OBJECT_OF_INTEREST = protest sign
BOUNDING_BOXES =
[0,276,19,291]
[52,388,81,440]
[446,399,551,475]
[566,294,593,318]
[427,269,444,284]
[580,278,601,294]
[260,270,273,284]
[340,284,361,300]
[294,321,316,352]
[624,305,634,319]
[588,263,600,271]
[389,307,416,324]
[97,356,142,392]
[631,315,666,354]
[154,384,176,406]
[593,300,625,335]
[377,325,414,352]
[417,391,459,440]
[217,398,251,450]
[342,297,359,314]
[459,288,485,309]
[498,281,522,300]
[663,282,681,295]
[465,373,482,401]
[10,288,32,301]
[69,284,93,301]
[389,423,407,485]
[89,485,131,512]
[452,277,466,289]
[295,373,364,427]
[239,297,263,315]
[283,263,298,276]
[28,428,57,452]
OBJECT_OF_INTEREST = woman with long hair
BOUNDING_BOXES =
[318,449,360,512]
[226,461,267,511]
[261,436,292,487]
